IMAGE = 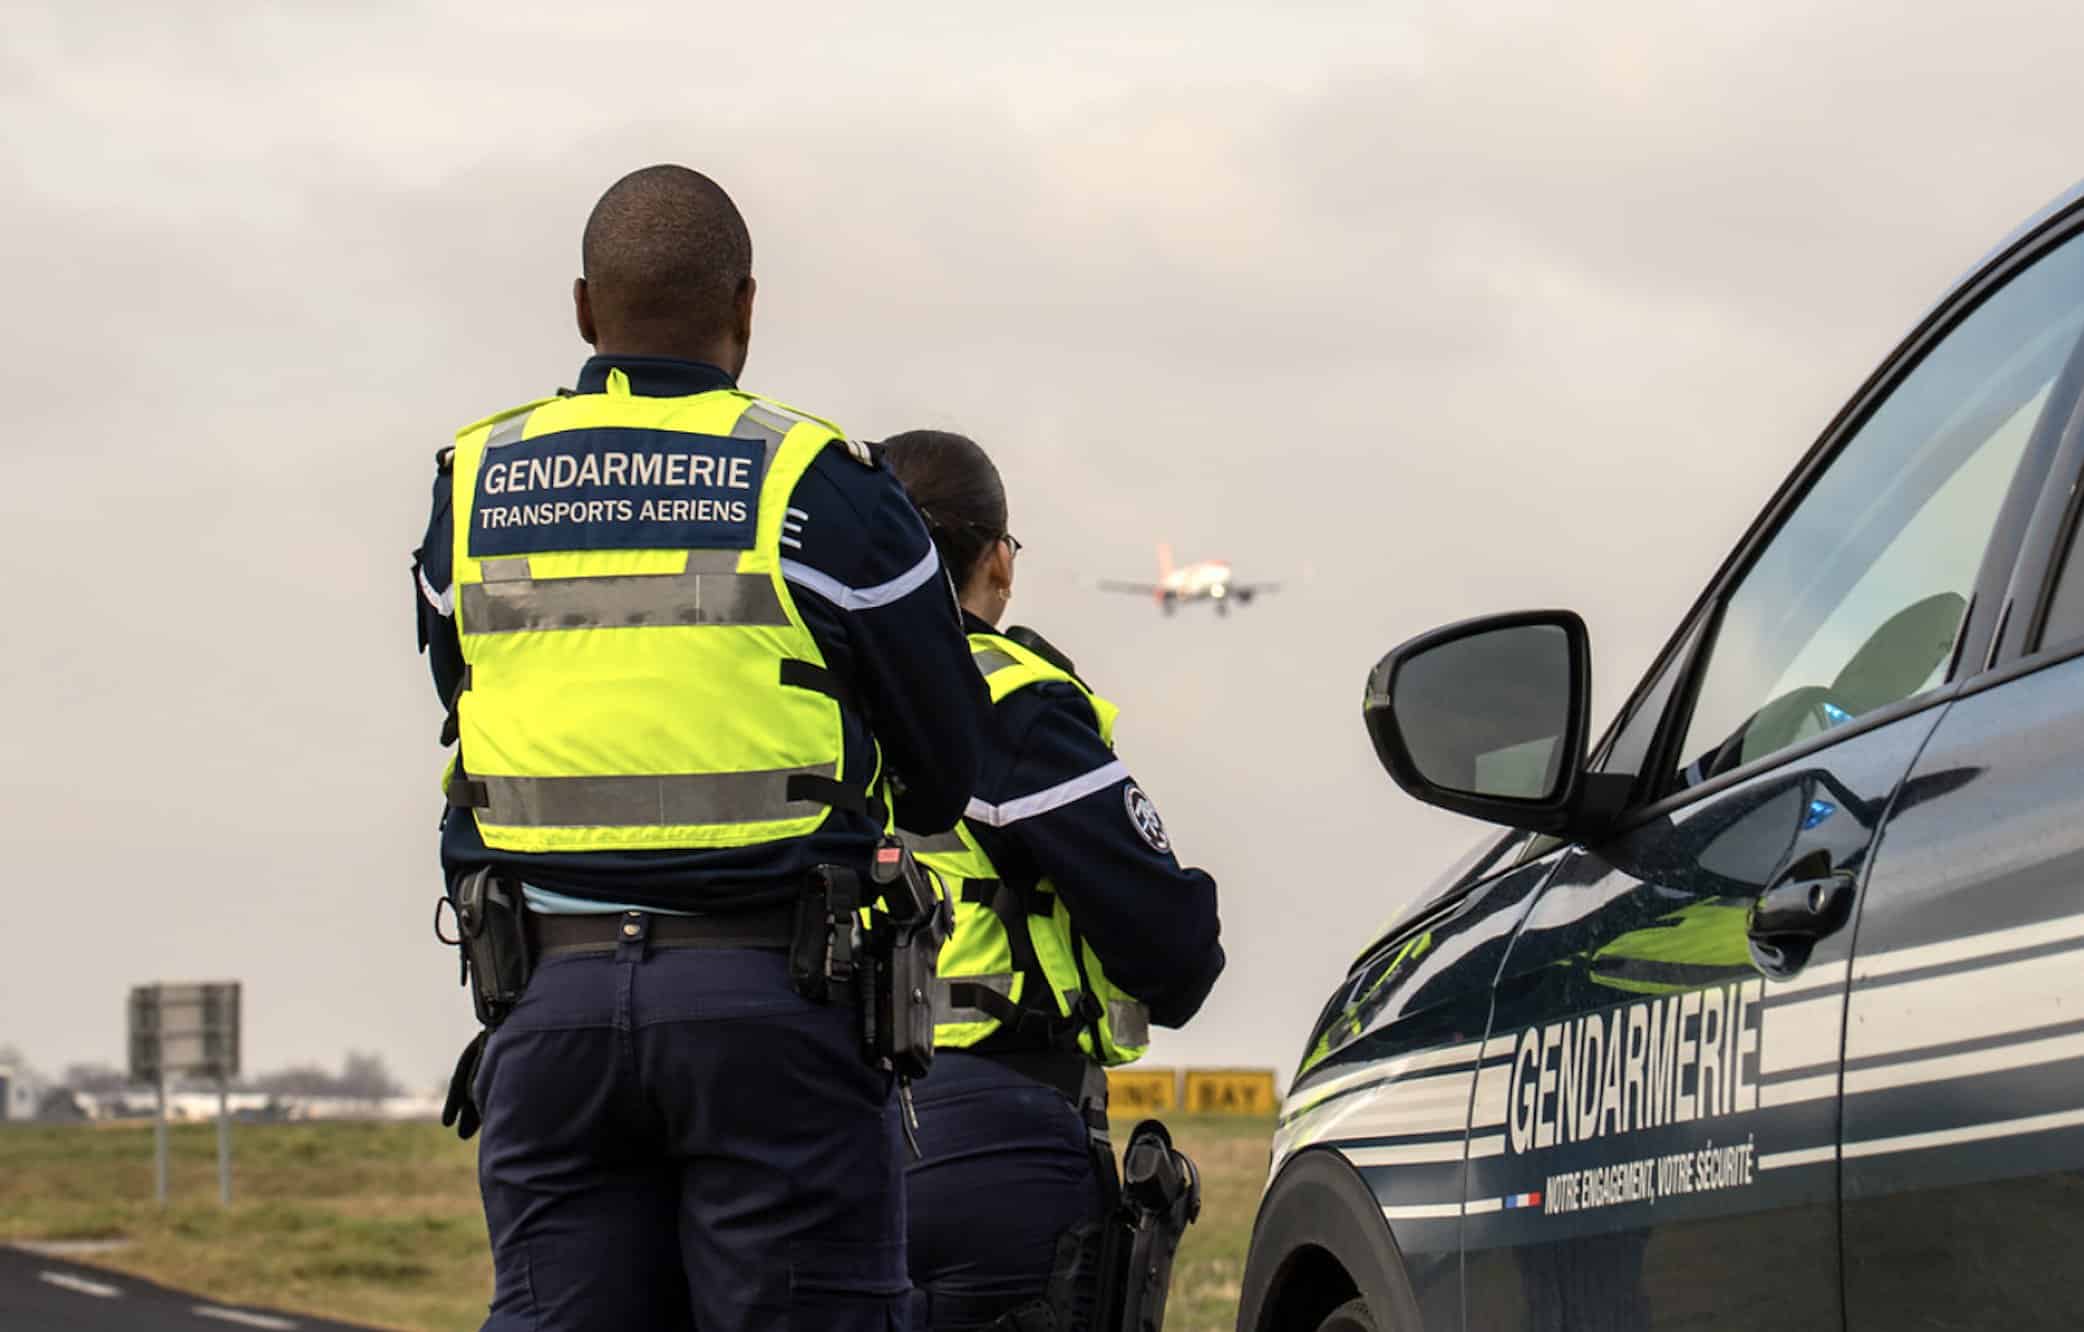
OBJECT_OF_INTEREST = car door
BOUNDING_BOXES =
[1461,213,2084,1332]
[1840,250,2084,1330]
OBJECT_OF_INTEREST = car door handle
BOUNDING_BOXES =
[1749,863,1857,941]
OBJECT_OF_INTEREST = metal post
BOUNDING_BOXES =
[153,1071,169,1207]
[217,1075,232,1205]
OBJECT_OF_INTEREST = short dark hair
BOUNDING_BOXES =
[880,430,1008,587]
[581,165,752,340]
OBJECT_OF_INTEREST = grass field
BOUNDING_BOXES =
[0,1114,1271,1331]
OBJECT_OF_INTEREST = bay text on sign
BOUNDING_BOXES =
[1184,1069,1279,1116]
[1107,1069,1178,1113]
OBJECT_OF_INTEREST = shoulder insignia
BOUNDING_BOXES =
[828,436,875,467]
[1124,784,1171,854]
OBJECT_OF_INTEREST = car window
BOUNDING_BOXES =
[1600,616,1705,783]
[1674,231,2084,786]
[2038,511,2084,649]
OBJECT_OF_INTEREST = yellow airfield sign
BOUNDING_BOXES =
[1183,1068,1280,1116]
[1107,1068,1179,1112]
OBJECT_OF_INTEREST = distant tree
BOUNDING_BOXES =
[0,1044,28,1072]
[247,1051,402,1102]
[35,1087,87,1122]
[249,1064,340,1097]
[61,1063,129,1094]
[337,1051,401,1102]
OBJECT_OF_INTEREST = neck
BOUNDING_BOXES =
[593,333,742,376]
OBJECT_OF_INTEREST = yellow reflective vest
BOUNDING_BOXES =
[443,372,883,853]
[905,633,1152,1066]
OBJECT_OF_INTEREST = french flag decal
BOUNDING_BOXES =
[1504,1191,1543,1210]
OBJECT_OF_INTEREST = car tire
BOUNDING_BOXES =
[1317,1297,1377,1332]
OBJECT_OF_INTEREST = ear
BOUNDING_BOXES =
[574,278,597,346]
[733,275,757,347]
[990,537,1017,595]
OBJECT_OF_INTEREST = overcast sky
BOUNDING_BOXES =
[3,0,2079,1091]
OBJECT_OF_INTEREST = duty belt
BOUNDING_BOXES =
[979,1047,1111,1119]
[527,905,798,959]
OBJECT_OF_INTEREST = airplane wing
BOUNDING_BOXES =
[1232,582,1282,597]
[1096,580,1162,595]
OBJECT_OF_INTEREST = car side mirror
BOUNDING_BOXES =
[1362,610,1596,835]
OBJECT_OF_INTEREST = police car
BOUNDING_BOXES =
[1239,180,2084,1332]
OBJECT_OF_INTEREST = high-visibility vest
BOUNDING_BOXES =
[905,633,1152,1066]
[442,372,884,854]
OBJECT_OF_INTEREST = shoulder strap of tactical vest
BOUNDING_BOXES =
[946,876,1100,1052]
[968,632,1120,745]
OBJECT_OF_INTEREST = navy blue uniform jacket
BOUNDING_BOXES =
[412,356,989,913]
[963,614,1225,1030]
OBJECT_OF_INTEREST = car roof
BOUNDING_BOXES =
[1920,176,2084,326]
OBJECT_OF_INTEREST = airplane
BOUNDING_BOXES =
[1098,544,1280,616]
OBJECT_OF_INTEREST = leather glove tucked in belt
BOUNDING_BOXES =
[442,1030,487,1140]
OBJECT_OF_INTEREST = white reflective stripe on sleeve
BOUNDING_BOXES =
[418,565,454,617]
[780,544,940,612]
[966,760,1132,827]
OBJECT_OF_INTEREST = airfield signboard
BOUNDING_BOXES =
[127,981,242,1205]
[129,982,241,1083]
[1108,1068,1181,1113]
[1184,1068,1280,1116]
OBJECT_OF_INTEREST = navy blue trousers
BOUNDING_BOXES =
[473,943,907,1331]
[905,1053,1104,1331]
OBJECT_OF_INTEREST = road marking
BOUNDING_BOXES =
[39,1270,121,1298]
[193,1307,299,1329]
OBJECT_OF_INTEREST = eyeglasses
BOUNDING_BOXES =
[1000,532,1024,557]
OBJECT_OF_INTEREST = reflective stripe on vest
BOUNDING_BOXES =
[932,973,1016,1026]
[460,566,789,634]
[971,647,1021,677]
[474,764,833,830]
[902,828,971,856]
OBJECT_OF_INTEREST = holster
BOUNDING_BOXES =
[1088,1120,1202,1332]
[864,837,953,1080]
[451,868,532,1029]
[791,838,953,1078]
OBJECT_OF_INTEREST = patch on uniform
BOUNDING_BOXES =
[1124,784,1170,854]
[469,427,766,557]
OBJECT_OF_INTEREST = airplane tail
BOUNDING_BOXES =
[1157,542,1174,580]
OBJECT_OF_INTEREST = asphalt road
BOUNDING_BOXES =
[0,1246,384,1332]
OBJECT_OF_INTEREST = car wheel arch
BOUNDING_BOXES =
[1238,1147,1427,1331]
